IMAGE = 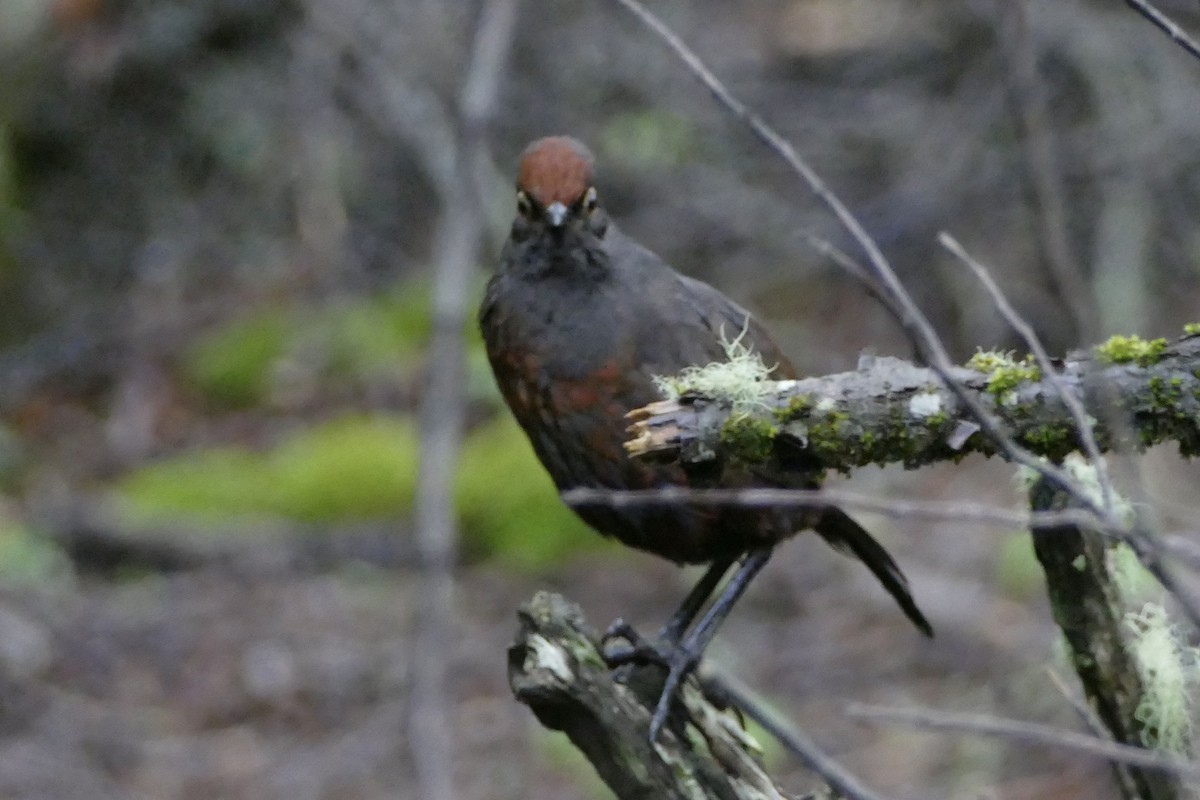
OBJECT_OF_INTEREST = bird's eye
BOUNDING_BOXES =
[516,190,532,217]
[583,186,598,213]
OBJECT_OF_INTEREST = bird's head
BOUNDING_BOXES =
[512,136,607,242]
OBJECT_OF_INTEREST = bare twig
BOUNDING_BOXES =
[1124,0,1200,61]
[1045,667,1116,741]
[409,2,518,799]
[846,703,1200,780]
[563,486,1200,570]
[704,670,898,800]
[1042,667,1145,797]
[938,232,1113,515]
[565,486,1094,530]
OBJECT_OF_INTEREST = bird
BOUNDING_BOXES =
[479,135,931,741]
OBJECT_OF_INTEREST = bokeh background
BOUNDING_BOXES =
[1,0,1200,797]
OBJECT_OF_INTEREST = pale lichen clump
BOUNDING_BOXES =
[1062,453,1134,523]
[653,320,776,417]
[1013,452,1132,518]
[1106,542,1161,605]
[653,321,782,463]
[1124,603,1199,754]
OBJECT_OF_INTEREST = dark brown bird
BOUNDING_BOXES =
[480,136,930,739]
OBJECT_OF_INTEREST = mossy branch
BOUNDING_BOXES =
[507,592,799,800]
[624,334,1200,475]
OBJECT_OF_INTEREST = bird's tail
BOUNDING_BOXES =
[814,507,933,637]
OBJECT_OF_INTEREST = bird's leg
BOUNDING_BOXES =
[647,546,773,742]
[658,554,738,644]
[602,554,737,666]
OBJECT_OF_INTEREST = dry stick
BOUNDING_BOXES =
[1045,667,1119,743]
[565,486,1095,530]
[564,487,1200,570]
[795,229,908,325]
[938,232,1114,515]
[409,2,518,800]
[704,671,898,800]
[1043,664,1143,800]
[606,0,1113,538]
[845,703,1200,781]
[1125,0,1200,61]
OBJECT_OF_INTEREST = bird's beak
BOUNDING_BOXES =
[545,201,568,228]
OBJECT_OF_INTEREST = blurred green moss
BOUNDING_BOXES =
[185,311,291,408]
[0,518,71,584]
[320,283,435,376]
[455,415,607,570]
[119,415,420,525]
[130,271,611,569]
[268,415,422,521]
[116,411,610,570]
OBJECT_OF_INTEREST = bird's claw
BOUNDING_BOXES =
[600,618,702,743]
[601,618,668,667]
[646,641,702,742]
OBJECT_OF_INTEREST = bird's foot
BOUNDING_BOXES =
[600,618,670,666]
[600,618,703,743]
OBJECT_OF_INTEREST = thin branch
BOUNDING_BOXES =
[846,703,1200,780]
[1044,667,1117,743]
[565,486,1094,530]
[409,2,518,799]
[704,670,899,800]
[1126,516,1200,632]
[1125,0,1200,61]
[938,231,1113,514]
[563,487,1200,570]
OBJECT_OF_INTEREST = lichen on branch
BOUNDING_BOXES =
[624,335,1200,475]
